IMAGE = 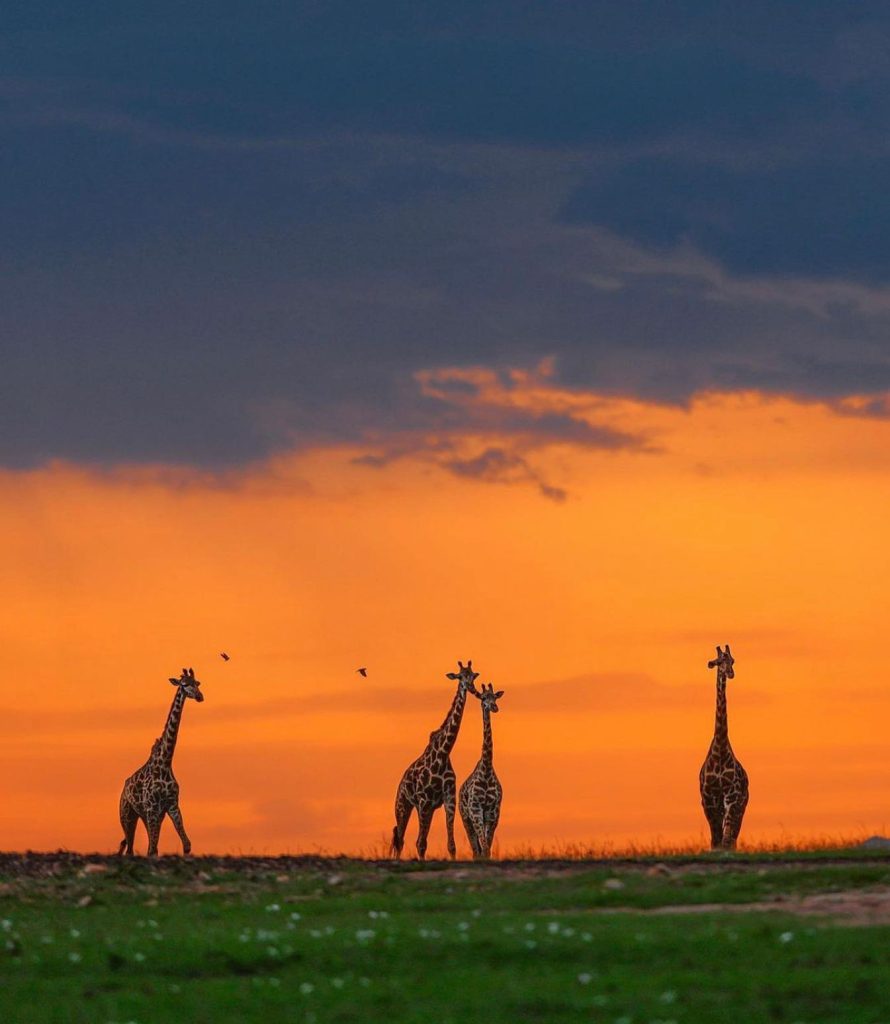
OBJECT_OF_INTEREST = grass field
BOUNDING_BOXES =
[3,849,890,1023]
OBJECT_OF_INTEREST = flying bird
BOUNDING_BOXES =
[220,652,230,661]
[356,667,367,677]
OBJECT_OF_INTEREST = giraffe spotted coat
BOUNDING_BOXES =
[118,668,204,857]
[391,661,479,860]
[459,683,503,860]
[699,645,749,850]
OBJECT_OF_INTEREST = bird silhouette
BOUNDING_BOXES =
[220,652,230,661]
[356,667,367,677]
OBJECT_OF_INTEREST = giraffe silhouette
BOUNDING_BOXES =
[459,682,504,860]
[390,660,479,860]
[699,644,749,849]
[117,667,204,857]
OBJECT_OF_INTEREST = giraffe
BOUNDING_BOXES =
[390,660,480,861]
[117,667,204,857]
[699,644,749,850]
[459,682,504,860]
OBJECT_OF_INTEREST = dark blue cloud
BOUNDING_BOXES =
[561,158,890,280]
[4,2,890,473]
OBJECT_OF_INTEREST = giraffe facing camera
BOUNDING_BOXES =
[445,659,480,694]
[390,659,480,860]
[460,682,505,860]
[473,682,504,712]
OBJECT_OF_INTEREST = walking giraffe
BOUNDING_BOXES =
[459,682,504,860]
[699,644,749,849]
[118,667,204,856]
[390,660,479,860]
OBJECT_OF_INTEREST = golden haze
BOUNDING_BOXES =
[2,388,889,855]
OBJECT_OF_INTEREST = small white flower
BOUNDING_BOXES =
[68,951,82,963]
[779,931,795,944]
[1,920,12,932]
[471,909,481,918]
[133,952,146,962]
[265,903,280,912]
[299,982,314,995]
[289,911,302,921]
[355,929,376,942]
[523,923,536,932]
[547,922,560,935]
[660,990,677,1004]
[457,922,470,931]
[581,932,593,942]
[69,929,81,939]
[577,972,592,985]
[331,977,345,989]
[266,947,280,958]
[268,978,281,988]
[524,939,537,949]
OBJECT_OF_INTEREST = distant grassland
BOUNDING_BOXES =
[3,849,890,1024]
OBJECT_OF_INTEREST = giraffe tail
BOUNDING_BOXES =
[389,826,404,858]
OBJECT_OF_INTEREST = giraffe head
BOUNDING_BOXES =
[475,682,504,713]
[446,659,480,695]
[168,666,205,702]
[707,644,735,683]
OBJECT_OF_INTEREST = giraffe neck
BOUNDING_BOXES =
[713,677,731,751]
[156,687,186,767]
[433,683,470,756]
[480,706,493,770]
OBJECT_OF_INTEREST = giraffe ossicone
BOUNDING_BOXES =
[460,682,504,860]
[699,644,749,850]
[390,659,480,861]
[117,667,204,857]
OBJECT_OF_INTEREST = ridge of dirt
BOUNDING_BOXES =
[594,886,890,924]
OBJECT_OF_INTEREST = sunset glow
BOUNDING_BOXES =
[4,387,888,855]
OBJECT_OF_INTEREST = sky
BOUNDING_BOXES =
[2,2,890,854]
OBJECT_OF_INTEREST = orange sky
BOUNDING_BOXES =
[2,381,889,855]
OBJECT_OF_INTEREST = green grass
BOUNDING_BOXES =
[3,852,890,1023]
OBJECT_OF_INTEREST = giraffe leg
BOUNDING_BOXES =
[723,790,749,850]
[145,813,164,857]
[459,789,482,859]
[483,805,501,860]
[443,775,458,860]
[118,797,138,857]
[391,785,412,859]
[415,805,435,861]
[168,804,192,856]
[471,810,488,859]
[701,787,725,849]
[707,814,724,849]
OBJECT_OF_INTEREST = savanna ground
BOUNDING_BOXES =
[3,846,890,1024]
